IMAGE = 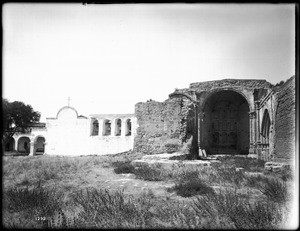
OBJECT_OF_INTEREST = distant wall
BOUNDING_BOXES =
[274,76,296,163]
[134,98,194,154]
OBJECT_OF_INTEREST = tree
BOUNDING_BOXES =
[2,98,41,148]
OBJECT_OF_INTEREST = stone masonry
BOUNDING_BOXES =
[134,76,296,166]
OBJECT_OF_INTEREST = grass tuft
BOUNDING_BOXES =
[169,170,215,197]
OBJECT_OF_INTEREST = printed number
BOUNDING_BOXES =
[36,216,46,221]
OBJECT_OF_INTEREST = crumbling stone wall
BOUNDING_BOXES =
[134,98,194,154]
[274,76,296,163]
[189,79,273,92]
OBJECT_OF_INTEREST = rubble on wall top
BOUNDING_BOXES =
[188,79,273,92]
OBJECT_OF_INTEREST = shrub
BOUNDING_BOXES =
[169,170,215,197]
[112,160,135,174]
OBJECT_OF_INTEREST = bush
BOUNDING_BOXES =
[169,170,215,197]
[112,160,135,174]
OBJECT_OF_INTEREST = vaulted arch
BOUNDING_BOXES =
[200,90,250,154]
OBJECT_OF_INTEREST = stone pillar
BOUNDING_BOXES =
[198,111,203,155]
[121,119,126,136]
[98,119,103,136]
[14,138,18,152]
[256,103,262,159]
[255,101,261,143]
[111,119,116,136]
[29,141,35,156]
[43,142,48,154]
[249,111,256,154]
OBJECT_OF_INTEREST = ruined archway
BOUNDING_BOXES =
[200,90,250,154]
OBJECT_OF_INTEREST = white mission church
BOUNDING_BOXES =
[5,106,137,156]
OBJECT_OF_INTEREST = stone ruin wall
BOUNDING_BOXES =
[134,98,194,154]
[133,77,296,164]
[273,76,296,163]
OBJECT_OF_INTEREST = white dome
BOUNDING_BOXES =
[56,106,78,120]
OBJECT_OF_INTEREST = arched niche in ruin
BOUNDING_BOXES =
[201,90,250,154]
[261,109,271,148]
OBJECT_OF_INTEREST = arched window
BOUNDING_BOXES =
[125,119,131,136]
[103,119,111,136]
[91,120,99,136]
[115,119,121,136]
[261,109,271,146]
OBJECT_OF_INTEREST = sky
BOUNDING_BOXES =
[3,3,295,122]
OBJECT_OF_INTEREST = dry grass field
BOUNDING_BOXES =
[2,151,296,229]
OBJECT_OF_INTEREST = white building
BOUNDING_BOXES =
[5,106,137,156]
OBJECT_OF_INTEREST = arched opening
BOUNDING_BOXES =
[5,137,15,152]
[201,90,250,154]
[103,119,111,136]
[115,119,122,136]
[261,109,271,148]
[91,119,99,136]
[125,119,132,136]
[35,136,45,154]
[17,137,31,154]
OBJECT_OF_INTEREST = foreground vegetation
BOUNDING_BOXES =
[2,152,295,229]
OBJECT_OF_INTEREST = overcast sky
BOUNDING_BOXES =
[3,3,295,122]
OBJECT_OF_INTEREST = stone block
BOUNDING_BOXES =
[132,159,211,172]
[264,161,292,172]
